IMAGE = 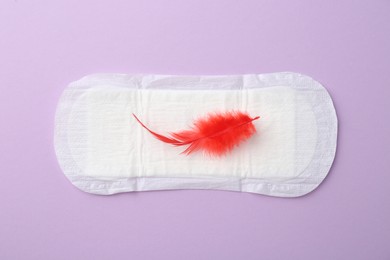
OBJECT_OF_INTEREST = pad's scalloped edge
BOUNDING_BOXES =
[54,72,337,197]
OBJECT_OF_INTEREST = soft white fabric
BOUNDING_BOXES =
[54,72,337,197]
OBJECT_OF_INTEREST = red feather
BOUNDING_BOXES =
[132,111,260,157]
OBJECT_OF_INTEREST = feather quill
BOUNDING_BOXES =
[132,111,260,157]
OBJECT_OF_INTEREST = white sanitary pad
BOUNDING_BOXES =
[54,72,337,197]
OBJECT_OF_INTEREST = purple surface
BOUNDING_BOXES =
[1,1,389,259]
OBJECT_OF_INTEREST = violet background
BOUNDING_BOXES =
[1,1,389,259]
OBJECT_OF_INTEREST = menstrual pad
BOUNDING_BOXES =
[54,72,337,197]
